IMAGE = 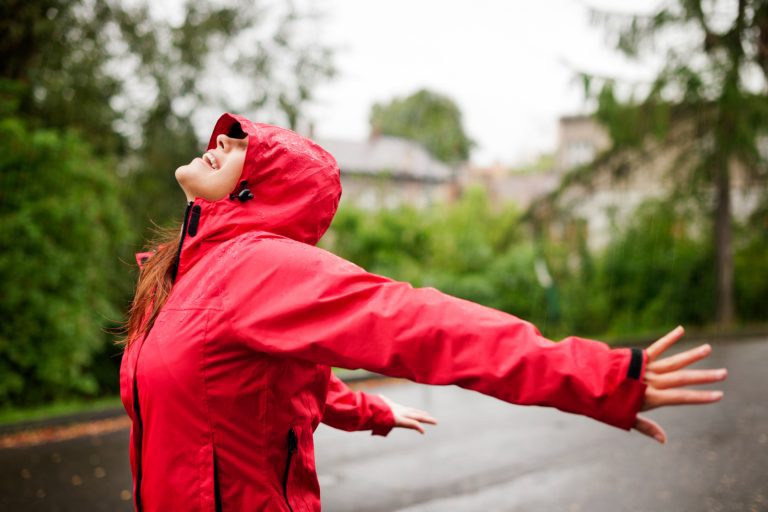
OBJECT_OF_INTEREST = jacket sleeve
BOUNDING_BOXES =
[223,237,648,431]
[322,373,395,436]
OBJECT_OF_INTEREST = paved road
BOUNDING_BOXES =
[1,338,766,511]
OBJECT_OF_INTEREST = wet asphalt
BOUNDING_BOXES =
[1,337,766,512]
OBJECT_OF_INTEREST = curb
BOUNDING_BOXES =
[0,406,128,437]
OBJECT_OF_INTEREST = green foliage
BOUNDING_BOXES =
[2,0,336,238]
[324,189,553,334]
[0,117,132,406]
[1,0,335,150]
[734,209,768,321]
[590,201,715,334]
[369,88,474,163]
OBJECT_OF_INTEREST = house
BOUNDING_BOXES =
[461,161,560,211]
[458,115,610,211]
[530,114,763,250]
[315,135,458,210]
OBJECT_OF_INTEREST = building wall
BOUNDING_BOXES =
[546,118,763,250]
[340,173,455,210]
[555,115,611,173]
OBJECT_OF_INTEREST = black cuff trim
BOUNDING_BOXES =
[627,347,643,380]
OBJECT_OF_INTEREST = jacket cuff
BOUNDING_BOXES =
[594,347,648,430]
[367,394,396,436]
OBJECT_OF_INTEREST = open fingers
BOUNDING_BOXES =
[648,343,712,373]
[405,410,438,425]
[399,418,426,434]
[646,326,685,361]
[645,368,728,389]
[642,387,723,411]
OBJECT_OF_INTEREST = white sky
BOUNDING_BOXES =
[306,0,659,166]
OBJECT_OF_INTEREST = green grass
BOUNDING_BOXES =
[0,396,123,427]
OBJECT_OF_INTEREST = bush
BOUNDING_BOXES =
[734,208,768,322]
[598,201,715,335]
[0,117,132,406]
[324,188,554,331]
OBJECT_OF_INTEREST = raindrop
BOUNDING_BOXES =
[36,489,46,499]
[20,468,31,479]
[94,467,106,478]
[120,490,132,501]
[50,452,61,463]
[70,475,82,486]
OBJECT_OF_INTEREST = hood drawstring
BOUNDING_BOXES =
[229,180,254,203]
[170,201,194,284]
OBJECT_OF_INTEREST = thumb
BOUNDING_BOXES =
[633,414,667,444]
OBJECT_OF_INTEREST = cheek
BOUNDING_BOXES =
[219,155,246,188]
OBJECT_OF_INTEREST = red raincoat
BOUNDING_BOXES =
[120,113,648,511]
[134,251,396,438]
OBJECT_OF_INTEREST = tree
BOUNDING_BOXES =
[585,0,768,326]
[369,88,474,163]
[1,0,336,236]
[0,0,336,404]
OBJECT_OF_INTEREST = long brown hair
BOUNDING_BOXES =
[121,225,182,348]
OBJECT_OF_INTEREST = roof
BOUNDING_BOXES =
[315,136,455,182]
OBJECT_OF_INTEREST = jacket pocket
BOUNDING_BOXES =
[281,427,299,512]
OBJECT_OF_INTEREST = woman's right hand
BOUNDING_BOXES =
[379,394,438,435]
[632,326,728,444]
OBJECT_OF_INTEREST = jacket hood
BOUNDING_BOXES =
[172,113,342,280]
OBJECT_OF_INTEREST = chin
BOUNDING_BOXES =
[174,162,202,199]
[175,158,203,184]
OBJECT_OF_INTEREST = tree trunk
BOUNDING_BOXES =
[714,160,734,327]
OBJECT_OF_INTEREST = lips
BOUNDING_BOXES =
[202,151,220,170]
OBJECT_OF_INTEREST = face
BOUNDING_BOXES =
[175,133,249,202]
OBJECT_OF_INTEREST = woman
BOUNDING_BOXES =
[120,113,727,512]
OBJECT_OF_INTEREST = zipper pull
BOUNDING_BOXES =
[287,428,298,454]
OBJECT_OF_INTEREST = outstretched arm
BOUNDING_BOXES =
[223,236,669,431]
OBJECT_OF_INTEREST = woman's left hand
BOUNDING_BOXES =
[633,326,728,444]
[379,394,438,434]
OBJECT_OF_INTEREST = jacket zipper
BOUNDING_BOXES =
[282,428,298,512]
[132,376,144,511]
[170,201,194,284]
[131,334,150,512]
[213,446,222,512]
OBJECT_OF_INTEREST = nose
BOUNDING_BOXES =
[216,134,230,151]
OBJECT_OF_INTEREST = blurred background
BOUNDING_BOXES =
[0,0,766,510]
